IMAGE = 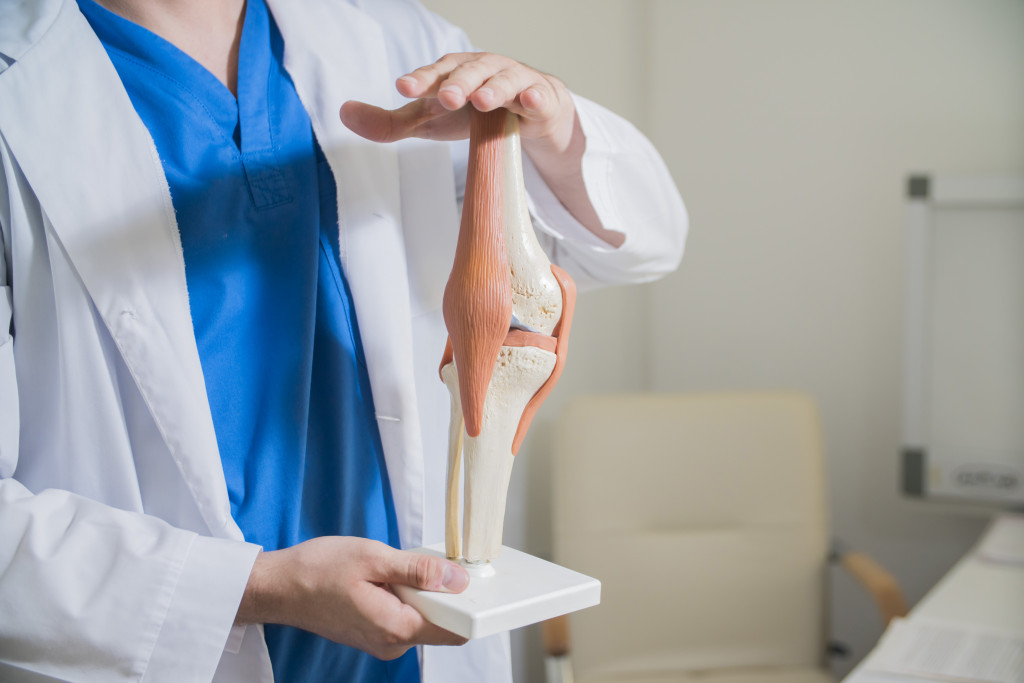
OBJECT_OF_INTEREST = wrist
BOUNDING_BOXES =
[521,101,578,162]
[236,549,290,626]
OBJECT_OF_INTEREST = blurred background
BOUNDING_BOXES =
[418,1,1024,680]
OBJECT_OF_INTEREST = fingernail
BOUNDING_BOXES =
[527,87,547,111]
[442,562,470,592]
[397,75,416,88]
[439,85,462,100]
[477,87,495,104]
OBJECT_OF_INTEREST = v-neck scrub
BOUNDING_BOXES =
[77,0,419,680]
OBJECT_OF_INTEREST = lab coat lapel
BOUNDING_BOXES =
[0,1,240,540]
[267,0,426,549]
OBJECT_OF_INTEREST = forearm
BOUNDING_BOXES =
[524,94,688,289]
[522,110,625,248]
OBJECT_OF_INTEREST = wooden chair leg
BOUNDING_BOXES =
[543,615,574,683]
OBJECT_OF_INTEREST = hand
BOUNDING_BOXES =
[236,537,469,660]
[339,52,576,158]
[340,52,617,243]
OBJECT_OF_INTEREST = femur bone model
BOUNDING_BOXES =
[440,109,576,565]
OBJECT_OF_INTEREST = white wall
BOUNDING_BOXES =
[418,1,1024,680]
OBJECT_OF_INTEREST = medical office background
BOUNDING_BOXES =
[419,0,1024,680]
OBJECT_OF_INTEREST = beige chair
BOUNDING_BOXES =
[544,393,907,683]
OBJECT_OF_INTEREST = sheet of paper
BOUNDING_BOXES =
[976,515,1024,567]
[863,618,1024,683]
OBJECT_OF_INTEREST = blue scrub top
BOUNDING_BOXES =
[78,1,419,680]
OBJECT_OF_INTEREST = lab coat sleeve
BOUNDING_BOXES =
[524,93,689,291]
[0,183,260,682]
[0,484,259,682]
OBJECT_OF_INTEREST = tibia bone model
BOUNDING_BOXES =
[441,108,576,564]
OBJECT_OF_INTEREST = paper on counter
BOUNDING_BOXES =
[862,618,1024,683]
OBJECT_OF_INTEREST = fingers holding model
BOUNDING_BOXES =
[398,52,574,149]
[339,52,576,155]
[236,538,469,660]
[341,50,619,243]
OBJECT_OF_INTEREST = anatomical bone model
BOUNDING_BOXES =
[441,108,576,567]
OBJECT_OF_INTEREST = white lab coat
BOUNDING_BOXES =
[0,0,686,681]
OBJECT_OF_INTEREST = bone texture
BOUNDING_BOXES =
[500,116,563,336]
[443,373,465,561]
[442,348,555,562]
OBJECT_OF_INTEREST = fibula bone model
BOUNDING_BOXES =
[440,108,576,566]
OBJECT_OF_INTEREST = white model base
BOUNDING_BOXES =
[393,544,601,640]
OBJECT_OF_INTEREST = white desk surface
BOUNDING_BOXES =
[842,513,1024,683]
[912,555,1024,632]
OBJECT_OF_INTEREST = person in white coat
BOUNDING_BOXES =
[0,0,687,681]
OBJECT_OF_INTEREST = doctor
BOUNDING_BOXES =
[0,0,686,681]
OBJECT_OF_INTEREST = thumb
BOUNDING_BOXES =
[379,549,470,594]
[341,99,467,143]
[339,100,400,143]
